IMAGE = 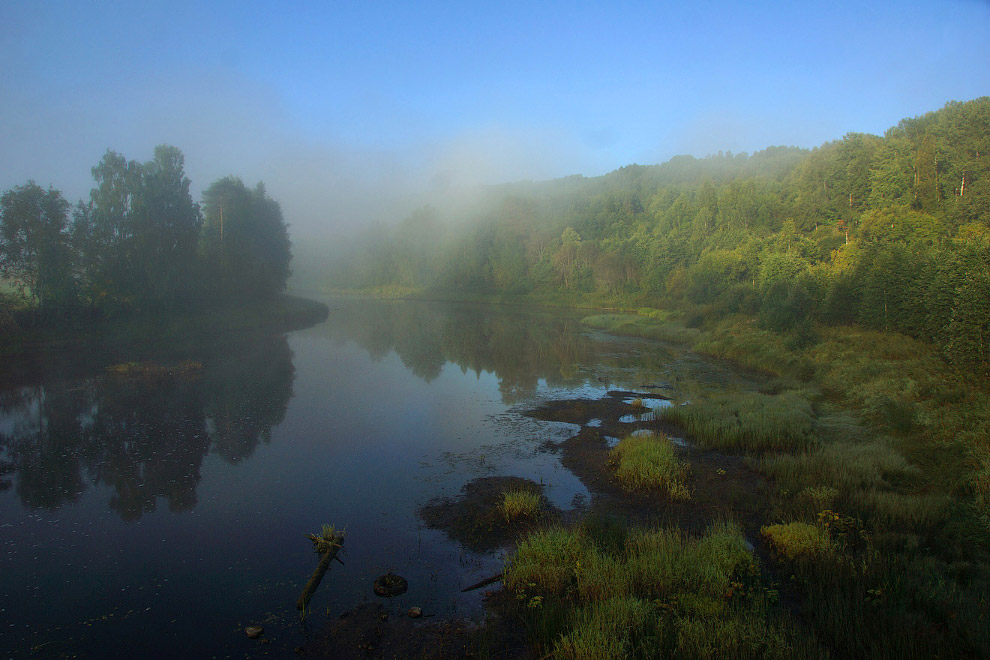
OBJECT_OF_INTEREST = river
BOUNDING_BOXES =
[0,297,760,659]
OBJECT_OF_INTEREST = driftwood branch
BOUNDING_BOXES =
[460,573,502,592]
[296,534,344,612]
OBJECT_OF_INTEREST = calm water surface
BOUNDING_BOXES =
[0,298,759,659]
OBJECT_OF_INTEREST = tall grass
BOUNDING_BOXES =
[767,525,990,659]
[662,391,814,452]
[625,311,990,658]
[503,521,800,660]
[610,432,690,499]
[554,597,660,660]
[581,313,702,344]
[761,522,833,559]
[501,489,542,522]
[693,318,815,380]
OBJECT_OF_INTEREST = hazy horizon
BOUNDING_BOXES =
[3,1,989,239]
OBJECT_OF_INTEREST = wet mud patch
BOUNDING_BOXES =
[419,476,560,553]
[526,390,656,427]
[304,602,529,659]
[526,391,769,539]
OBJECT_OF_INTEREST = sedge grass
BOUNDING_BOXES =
[663,391,814,452]
[501,489,542,522]
[610,432,690,499]
[761,522,833,560]
[504,521,801,660]
[581,313,702,344]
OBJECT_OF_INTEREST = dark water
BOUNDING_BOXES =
[0,297,758,659]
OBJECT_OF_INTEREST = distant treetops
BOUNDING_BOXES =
[0,145,291,320]
[329,97,990,376]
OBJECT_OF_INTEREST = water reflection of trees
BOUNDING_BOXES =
[322,300,598,402]
[0,336,294,518]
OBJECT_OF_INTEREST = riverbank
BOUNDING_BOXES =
[573,310,990,659]
[0,293,329,359]
[297,295,989,659]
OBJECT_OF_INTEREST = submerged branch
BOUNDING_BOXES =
[296,527,345,614]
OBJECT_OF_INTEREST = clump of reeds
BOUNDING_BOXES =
[503,521,795,660]
[662,391,814,452]
[610,432,690,500]
[501,489,542,522]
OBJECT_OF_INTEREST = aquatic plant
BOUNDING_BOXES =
[501,489,542,522]
[610,432,690,500]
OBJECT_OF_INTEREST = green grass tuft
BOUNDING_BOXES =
[761,522,833,560]
[610,432,690,499]
[501,489,542,522]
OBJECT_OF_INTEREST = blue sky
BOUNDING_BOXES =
[1,0,988,234]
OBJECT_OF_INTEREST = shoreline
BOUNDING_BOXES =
[0,293,329,360]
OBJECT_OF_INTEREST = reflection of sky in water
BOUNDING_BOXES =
[624,397,672,411]
[0,297,763,659]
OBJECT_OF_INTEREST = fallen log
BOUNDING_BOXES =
[460,573,502,592]
[296,530,344,613]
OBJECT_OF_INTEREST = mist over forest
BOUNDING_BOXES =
[304,98,990,377]
[3,3,990,659]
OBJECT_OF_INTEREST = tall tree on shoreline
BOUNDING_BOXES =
[201,177,291,299]
[0,182,74,319]
[130,145,202,312]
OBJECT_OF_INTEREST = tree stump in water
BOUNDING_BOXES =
[373,573,408,597]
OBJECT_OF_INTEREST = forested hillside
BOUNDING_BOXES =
[330,98,990,376]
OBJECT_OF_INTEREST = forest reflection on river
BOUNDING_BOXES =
[0,297,760,659]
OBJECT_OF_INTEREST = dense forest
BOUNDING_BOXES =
[0,145,292,326]
[328,98,990,377]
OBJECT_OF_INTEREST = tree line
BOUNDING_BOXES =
[329,98,990,376]
[0,145,291,323]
